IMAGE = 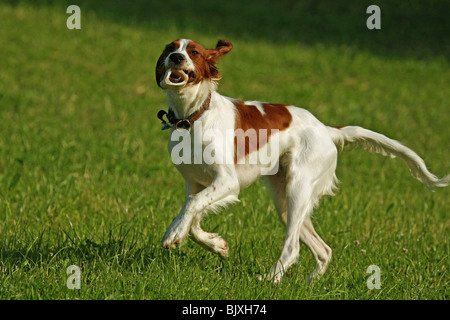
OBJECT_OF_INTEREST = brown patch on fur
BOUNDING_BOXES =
[186,40,233,84]
[234,101,292,163]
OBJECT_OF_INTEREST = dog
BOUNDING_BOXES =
[155,39,449,282]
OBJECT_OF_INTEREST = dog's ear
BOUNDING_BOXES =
[205,40,232,78]
[207,40,233,64]
[215,40,233,57]
[155,52,166,89]
[155,42,176,88]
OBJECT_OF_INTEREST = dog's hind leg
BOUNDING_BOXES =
[299,217,332,283]
[265,165,288,227]
[262,168,319,283]
[266,171,332,282]
[262,132,337,283]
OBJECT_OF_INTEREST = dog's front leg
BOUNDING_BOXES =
[162,169,240,250]
[161,201,192,249]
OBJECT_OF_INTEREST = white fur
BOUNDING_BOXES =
[159,39,449,283]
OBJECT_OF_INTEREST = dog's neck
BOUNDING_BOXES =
[165,81,216,119]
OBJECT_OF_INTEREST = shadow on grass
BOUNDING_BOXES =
[6,0,450,59]
[0,229,171,270]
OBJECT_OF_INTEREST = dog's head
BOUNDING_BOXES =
[156,39,233,90]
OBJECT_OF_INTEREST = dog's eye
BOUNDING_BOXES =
[191,50,199,56]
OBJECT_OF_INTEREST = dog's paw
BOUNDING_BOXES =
[161,237,182,249]
[216,239,229,258]
[161,217,190,249]
[257,273,282,284]
[257,263,285,283]
[204,233,229,258]
[162,231,188,249]
[190,231,230,257]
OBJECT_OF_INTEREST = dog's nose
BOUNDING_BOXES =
[169,53,185,64]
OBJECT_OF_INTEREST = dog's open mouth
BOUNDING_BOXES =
[168,69,196,84]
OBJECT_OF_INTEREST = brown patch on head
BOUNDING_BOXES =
[155,40,181,88]
[234,101,292,162]
[186,39,233,84]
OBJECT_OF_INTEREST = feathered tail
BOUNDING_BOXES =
[327,126,450,190]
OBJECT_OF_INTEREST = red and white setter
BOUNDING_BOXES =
[155,39,449,282]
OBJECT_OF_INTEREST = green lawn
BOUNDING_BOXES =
[0,0,448,300]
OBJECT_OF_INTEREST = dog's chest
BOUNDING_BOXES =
[167,125,226,186]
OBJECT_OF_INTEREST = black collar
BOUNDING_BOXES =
[157,92,212,130]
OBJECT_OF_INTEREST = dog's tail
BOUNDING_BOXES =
[327,126,450,190]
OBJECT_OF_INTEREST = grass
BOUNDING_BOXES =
[0,0,449,300]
